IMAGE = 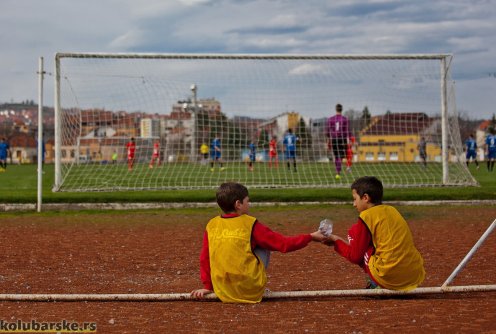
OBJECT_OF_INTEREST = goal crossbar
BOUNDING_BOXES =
[56,52,451,60]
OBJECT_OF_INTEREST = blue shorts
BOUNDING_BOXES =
[210,152,221,160]
[466,151,477,160]
[285,150,296,159]
[488,150,496,159]
[249,155,256,162]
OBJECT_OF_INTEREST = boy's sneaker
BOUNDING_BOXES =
[220,167,225,171]
[210,168,214,172]
[335,174,341,180]
[365,281,380,290]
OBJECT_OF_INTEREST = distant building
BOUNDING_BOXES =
[8,133,37,164]
[358,113,441,163]
[140,118,161,138]
[258,111,303,141]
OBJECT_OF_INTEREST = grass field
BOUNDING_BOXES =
[0,163,494,204]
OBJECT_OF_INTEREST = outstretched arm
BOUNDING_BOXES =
[325,219,372,265]
[253,221,314,253]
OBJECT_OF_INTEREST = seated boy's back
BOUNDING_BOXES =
[191,182,326,303]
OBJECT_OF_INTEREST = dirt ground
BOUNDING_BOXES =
[0,205,495,333]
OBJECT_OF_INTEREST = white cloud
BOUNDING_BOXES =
[109,29,146,50]
[289,64,324,76]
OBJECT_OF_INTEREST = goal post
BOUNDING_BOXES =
[53,53,477,192]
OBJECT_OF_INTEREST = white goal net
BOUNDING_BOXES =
[54,53,477,191]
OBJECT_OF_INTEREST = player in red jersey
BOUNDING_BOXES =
[126,137,136,171]
[149,140,160,168]
[345,136,355,172]
[268,136,278,168]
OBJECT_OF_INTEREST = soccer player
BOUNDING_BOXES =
[465,134,479,169]
[485,127,496,172]
[283,129,298,172]
[200,142,209,165]
[149,140,160,168]
[323,176,425,290]
[418,136,427,168]
[190,182,326,303]
[268,136,278,168]
[326,104,351,179]
[248,141,256,171]
[126,137,136,171]
[0,137,10,171]
[210,135,224,171]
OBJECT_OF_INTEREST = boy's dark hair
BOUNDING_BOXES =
[216,182,249,213]
[336,104,343,113]
[351,176,383,204]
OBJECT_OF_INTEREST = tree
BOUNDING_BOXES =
[362,106,371,128]
[344,108,362,137]
[457,110,481,141]
[488,113,496,135]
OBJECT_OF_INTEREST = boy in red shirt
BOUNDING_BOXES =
[324,176,425,290]
[191,182,326,303]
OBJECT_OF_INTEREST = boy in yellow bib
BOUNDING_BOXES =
[191,182,326,303]
[325,176,425,290]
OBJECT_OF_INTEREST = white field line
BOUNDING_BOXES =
[1,200,496,212]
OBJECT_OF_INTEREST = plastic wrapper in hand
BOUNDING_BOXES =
[319,219,333,237]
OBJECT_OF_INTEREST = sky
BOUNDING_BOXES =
[1,0,495,119]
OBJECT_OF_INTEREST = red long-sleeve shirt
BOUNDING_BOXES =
[334,218,376,279]
[199,213,313,290]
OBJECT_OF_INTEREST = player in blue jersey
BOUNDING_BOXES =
[485,128,496,172]
[465,134,479,169]
[248,141,256,171]
[210,135,224,172]
[0,137,10,172]
[283,129,298,172]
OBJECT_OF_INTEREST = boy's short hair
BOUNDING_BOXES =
[351,176,383,204]
[216,182,249,213]
[335,104,343,112]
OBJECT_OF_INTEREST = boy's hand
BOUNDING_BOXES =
[322,234,339,246]
[191,288,213,299]
[310,230,327,242]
